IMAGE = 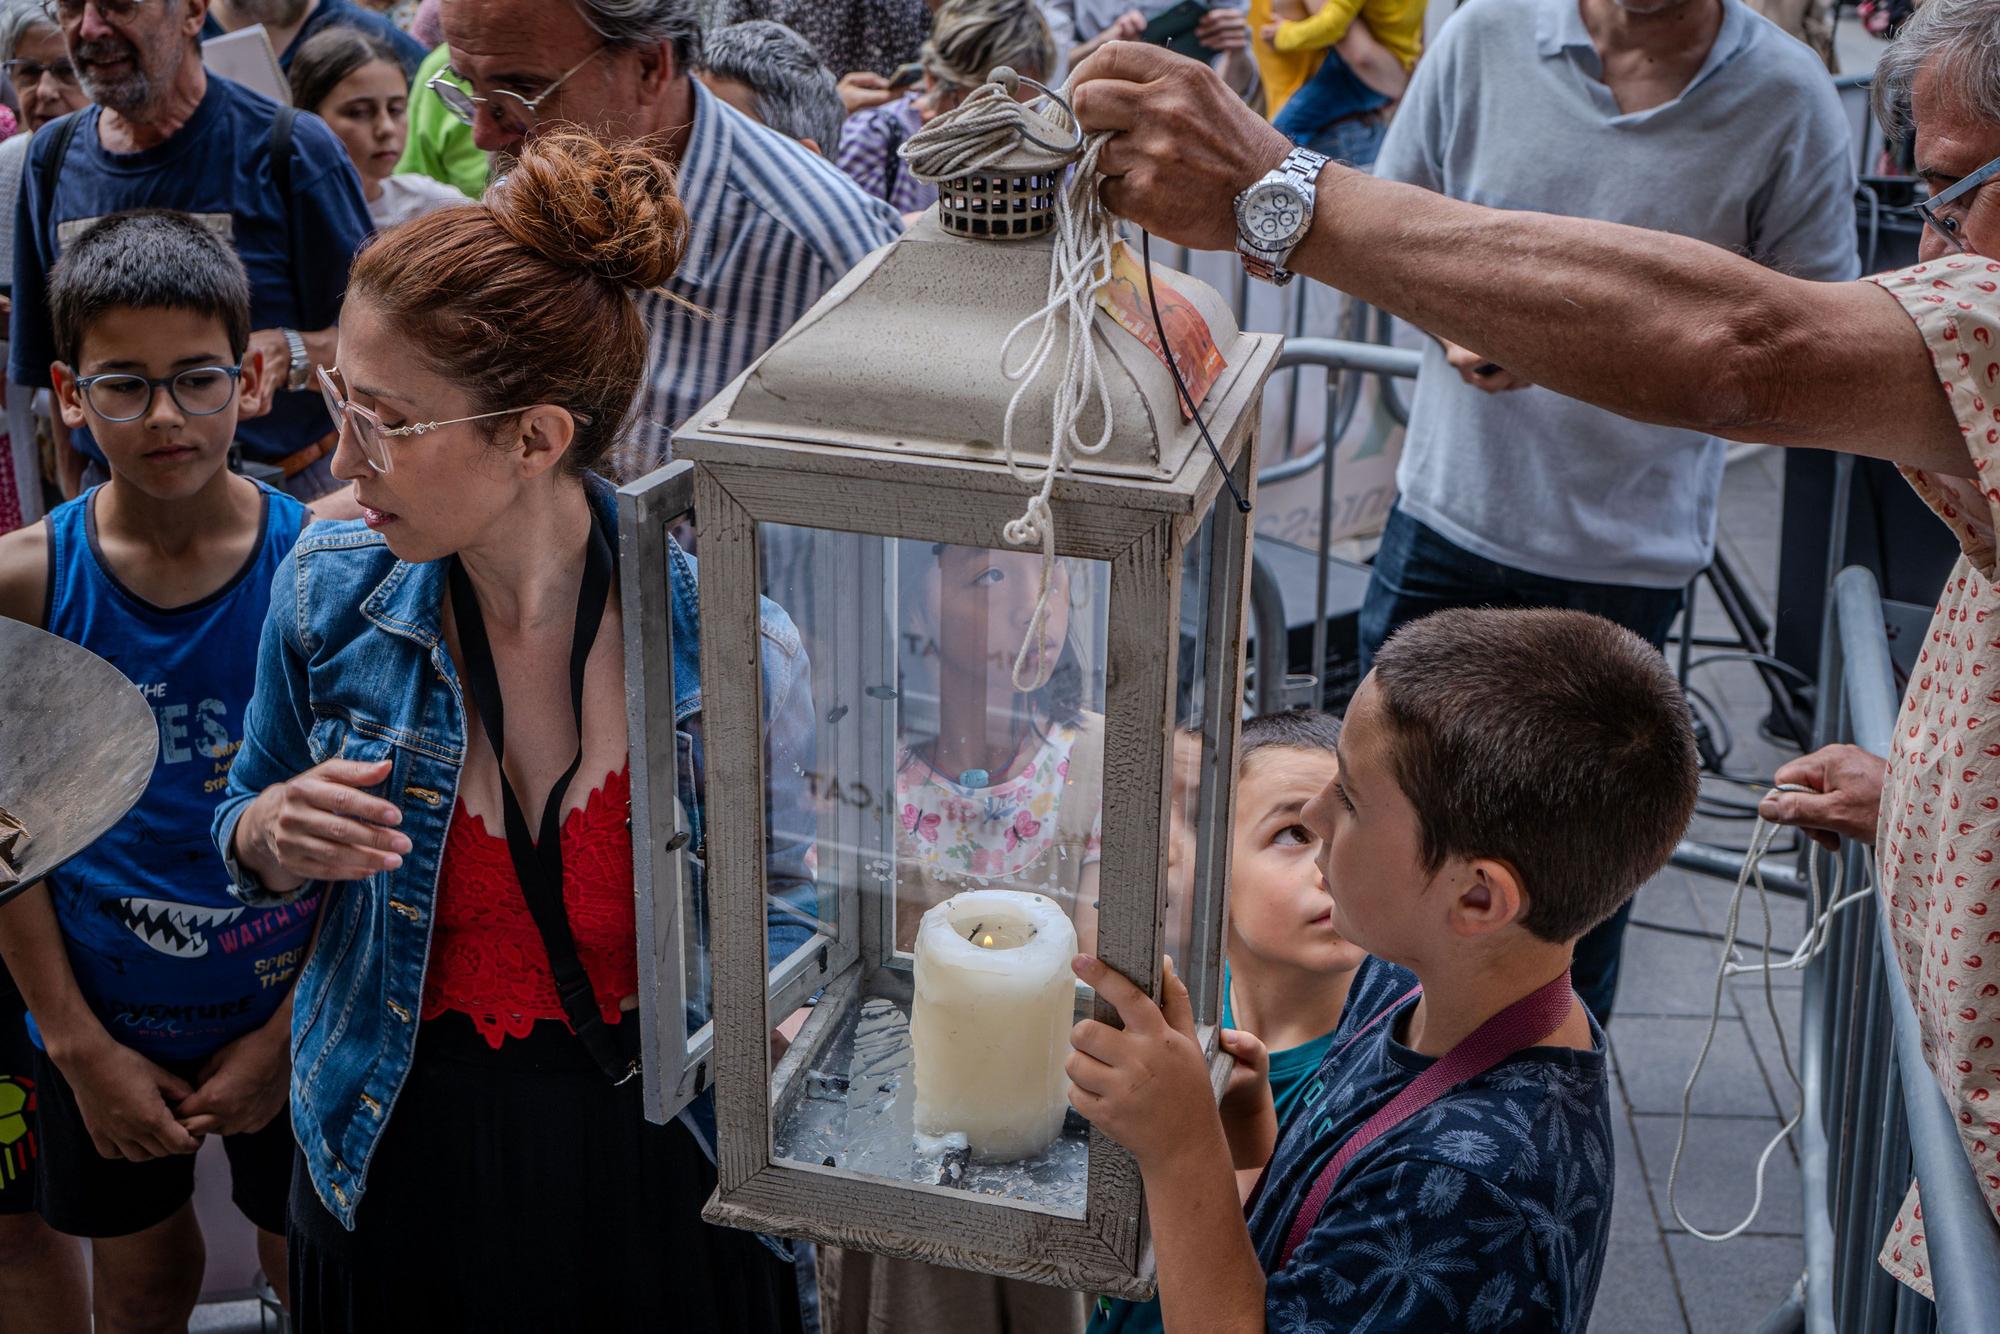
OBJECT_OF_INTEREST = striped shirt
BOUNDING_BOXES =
[618,80,905,479]
[835,94,934,214]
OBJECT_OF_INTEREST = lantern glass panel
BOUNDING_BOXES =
[1167,508,1216,984]
[757,521,1114,1216]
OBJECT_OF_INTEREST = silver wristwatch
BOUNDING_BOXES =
[280,327,309,392]
[1233,146,1329,287]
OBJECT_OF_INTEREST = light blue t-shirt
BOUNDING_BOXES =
[1373,0,1859,588]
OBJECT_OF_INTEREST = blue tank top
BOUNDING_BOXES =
[36,482,321,1061]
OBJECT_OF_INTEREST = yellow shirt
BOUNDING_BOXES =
[1250,0,1325,121]
[1273,0,1426,70]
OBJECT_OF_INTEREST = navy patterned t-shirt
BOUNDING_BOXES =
[1244,956,1614,1333]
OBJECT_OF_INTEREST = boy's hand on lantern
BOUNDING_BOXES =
[1216,1027,1276,1169]
[1068,954,1223,1167]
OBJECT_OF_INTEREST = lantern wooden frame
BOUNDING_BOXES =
[665,336,1279,1295]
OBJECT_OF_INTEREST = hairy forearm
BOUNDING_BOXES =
[1144,1124,1267,1333]
[1299,166,1969,474]
[0,886,108,1060]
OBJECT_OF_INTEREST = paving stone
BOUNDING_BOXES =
[1589,1107,1689,1333]
[1631,1112,1803,1239]
[1663,1233,1807,1334]
[1611,1015,1786,1119]
[1589,1226,1690,1334]
[1618,900,1740,1020]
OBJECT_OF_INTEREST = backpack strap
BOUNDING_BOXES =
[269,104,297,200]
[266,106,308,334]
[37,111,84,220]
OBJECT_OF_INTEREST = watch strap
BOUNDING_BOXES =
[281,327,309,392]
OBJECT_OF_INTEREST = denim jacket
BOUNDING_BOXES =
[211,474,816,1230]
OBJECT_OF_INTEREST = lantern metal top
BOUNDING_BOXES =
[677,213,1280,498]
[931,73,1078,241]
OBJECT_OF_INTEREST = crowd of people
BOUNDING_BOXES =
[0,0,1990,1331]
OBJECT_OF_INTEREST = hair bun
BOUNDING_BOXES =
[490,130,690,291]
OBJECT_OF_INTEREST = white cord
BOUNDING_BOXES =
[900,78,1115,692]
[1666,785,1871,1242]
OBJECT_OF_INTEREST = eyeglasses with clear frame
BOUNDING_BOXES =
[1916,151,2000,254]
[427,46,606,139]
[318,365,592,475]
[3,57,78,87]
[41,0,149,22]
[73,365,241,422]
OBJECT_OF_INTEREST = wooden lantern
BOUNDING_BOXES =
[619,187,1281,1295]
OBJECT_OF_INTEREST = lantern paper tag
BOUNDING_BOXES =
[1096,241,1226,420]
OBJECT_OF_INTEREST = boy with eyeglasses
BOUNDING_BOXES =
[0,209,316,1326]
[12,0,371,504]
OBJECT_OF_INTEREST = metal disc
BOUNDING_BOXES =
[0,618,156,905]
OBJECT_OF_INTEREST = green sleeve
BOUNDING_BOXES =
[396,44,490,201]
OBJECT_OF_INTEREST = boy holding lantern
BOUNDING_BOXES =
[1092,709,1364,1334]
[1068,608,1699,1332]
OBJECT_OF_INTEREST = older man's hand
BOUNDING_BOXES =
[1073,42,1288,252]
[1759,744,1886,850]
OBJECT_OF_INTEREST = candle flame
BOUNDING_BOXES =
[981,933,995,948]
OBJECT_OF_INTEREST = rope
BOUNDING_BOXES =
[1666,787,1872,1242]
[899,77,1115,692]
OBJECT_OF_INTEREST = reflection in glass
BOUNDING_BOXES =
[891,541,1106,956]
[757,525,1111,1214]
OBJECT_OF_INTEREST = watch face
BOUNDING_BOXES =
[1244,182,1307,249]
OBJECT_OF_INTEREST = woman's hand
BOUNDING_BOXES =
[235,757,410,889]
[1758,744,1887,850]
[51,1032,201,1162]
[1196,7,1252,52]
[838,71,894,116]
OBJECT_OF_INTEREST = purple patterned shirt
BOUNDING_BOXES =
[835,95,934,216]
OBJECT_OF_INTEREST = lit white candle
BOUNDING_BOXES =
[911,889,1078,1162]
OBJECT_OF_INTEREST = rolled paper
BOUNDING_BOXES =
[911,888,1078,1161]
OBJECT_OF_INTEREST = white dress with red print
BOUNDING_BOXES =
[1868,255,2000,1295]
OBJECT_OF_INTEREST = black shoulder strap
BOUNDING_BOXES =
[880,115,907,205]
[38,112,84,218]
[269,104,297,200]
[267,105,308,329]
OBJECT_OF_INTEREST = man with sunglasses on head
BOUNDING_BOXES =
[436,0,903,479]
[9,0,371,505]
[1062,0,2000,1316]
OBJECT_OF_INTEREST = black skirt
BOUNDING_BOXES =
[288,1012,802,1334]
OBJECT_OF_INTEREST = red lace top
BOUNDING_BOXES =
[421,766,639,1046]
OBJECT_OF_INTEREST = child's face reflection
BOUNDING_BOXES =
[927,545,1071,690]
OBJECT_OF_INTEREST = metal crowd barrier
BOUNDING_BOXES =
[1785,566,2000,1333]
[1247,334,1420,715]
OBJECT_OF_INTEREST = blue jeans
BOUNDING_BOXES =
[1358,505,1687,1026]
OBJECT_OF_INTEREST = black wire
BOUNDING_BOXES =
[1139,229,1252,514]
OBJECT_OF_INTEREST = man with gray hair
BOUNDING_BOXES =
[1357,0,1859,1029]
[699,18,844,154]
[437,0,904,476]
[10,0,371,501]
